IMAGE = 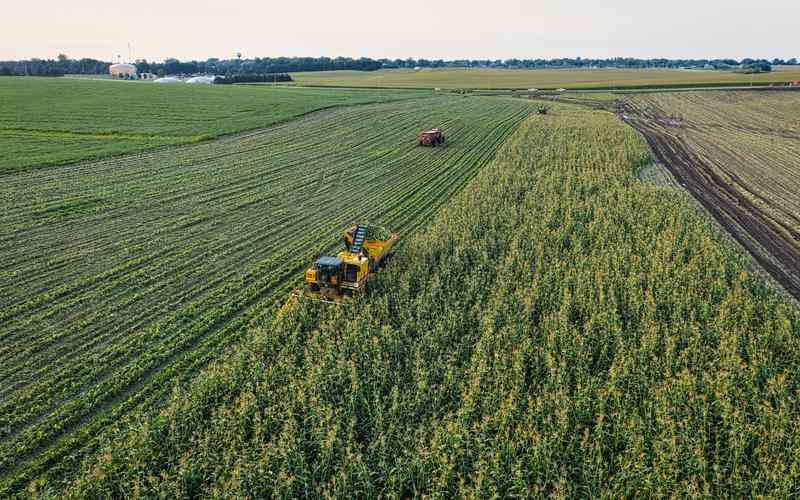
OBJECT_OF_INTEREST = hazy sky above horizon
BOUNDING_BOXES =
[5,1,799,62]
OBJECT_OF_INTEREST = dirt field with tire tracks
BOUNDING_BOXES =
[621,91,800,301]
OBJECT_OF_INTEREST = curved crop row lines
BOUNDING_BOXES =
[55,100,800,499]
[0,96,533,492]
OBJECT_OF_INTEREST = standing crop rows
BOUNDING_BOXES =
[0,96,533,493]
[621,91,800,300]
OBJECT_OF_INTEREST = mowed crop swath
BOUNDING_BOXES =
[0,77,425,173]
[0,96,533,493]
[622,91,800,299]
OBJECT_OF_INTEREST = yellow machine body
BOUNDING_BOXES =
[302,225,397,304]
[342,225,397,267]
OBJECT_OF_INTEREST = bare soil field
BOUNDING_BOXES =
[621,91,800,301]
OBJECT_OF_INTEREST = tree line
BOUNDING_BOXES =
[213,73,293,84]
[0,54,108,76]
[1,54,796,77]
[138,57,383,76]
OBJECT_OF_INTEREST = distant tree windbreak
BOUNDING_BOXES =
[0,55,791,78]
[739,62,773,74]
[213,73,293,84]
[0,57,108,77]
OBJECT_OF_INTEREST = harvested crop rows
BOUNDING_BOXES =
[0,77,425,173]
[621,91,800,300]
[0,96,533,493]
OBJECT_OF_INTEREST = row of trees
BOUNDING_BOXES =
[113,56,799,73]
[1,55,796,77]
[382,57,792,70]
[212,73,293,84]
[0,54,108,76]
[136,56,383,76]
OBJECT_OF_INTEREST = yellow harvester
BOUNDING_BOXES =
[302,224,397,304]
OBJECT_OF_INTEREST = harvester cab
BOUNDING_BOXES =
[310,256,343,286]
[300,224,397,304]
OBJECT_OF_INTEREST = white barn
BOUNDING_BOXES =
[110,63,137,79]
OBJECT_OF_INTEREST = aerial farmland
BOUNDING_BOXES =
[3,2,800,497]
[622,91,800,300]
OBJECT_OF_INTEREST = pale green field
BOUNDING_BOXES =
[292,67,800,90]
[0,77,426,173]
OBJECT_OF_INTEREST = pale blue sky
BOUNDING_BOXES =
[5,0,799,61]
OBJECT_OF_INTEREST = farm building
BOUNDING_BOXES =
[109,63,137,79]
[186,76,215,85]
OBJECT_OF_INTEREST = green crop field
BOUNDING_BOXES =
[4,73,800,497]
[57,101,800,498]
[0,95,535,494]
[0,77,426,173]
[292,67,800,90]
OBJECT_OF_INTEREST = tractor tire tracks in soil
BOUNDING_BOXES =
[620,106,800,302]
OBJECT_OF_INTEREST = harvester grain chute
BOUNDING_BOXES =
[296,224,397,305]
[418,128,445,147]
